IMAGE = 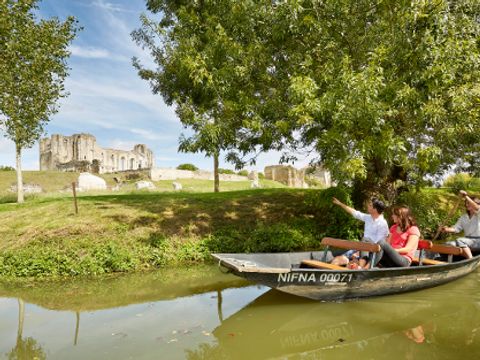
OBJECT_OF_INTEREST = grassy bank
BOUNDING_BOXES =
[0,171,465,279]
[0,187,323,278]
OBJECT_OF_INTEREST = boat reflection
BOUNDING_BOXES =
[192,284,480,360]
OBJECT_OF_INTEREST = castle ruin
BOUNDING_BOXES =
[40,133,154,173]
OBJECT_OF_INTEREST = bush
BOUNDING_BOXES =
[237,170,249,176]
[245,222,317,252]
[258,172,265,180]
[205,219,318,254]
[218,168,235,174]
[396,190,453,240]
[443,173,475,194]
[0,165,15,171]
[177,163,198,171]
[304,187,363,240]
[124,172,143,181]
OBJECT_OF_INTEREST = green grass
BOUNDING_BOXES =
[0,170,286,202]
[1,171,467,279]
[0,184,320,278]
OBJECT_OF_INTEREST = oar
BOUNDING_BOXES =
[431,194,464,242]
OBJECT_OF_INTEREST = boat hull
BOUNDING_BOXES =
[212,252,480,301]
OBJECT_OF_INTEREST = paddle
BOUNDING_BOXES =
[431,191,465,242]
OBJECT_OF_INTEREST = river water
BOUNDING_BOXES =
[1,265,479,360]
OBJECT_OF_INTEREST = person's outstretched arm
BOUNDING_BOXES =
[332,197,356,215]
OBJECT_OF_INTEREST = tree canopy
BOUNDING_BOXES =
[134,0,480,201]
[0,0,78,202]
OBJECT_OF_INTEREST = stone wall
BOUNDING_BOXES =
[40,134,154,174]
[264,165,307,188]
[150,168,247,181]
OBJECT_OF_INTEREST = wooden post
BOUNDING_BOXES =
[72,182,78,215]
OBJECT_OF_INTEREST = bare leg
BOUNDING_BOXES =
[462,247,473,259]
[331,255,349,266]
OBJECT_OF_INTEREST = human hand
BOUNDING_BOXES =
[459,190,468,197]
[332,197,341,205]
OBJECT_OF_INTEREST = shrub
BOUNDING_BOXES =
[177,163,198,171]
[396,190,453,240]
[258,172,265,179]
[0,165,15,171]
[443,173,474,194]
[124,172,143,181]
[244,222,317,252]
[304,187,363,240]
[237,170,249,176]
[218,168,235,174]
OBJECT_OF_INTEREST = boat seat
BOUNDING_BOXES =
[320,237,381,269]
[301,259,346,270]
[413,242,463,265]
[430,243,463,256]
[321,237,381,253]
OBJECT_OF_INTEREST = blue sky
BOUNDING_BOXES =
[0,0,313,172]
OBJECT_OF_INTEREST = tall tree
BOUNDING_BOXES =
[132,1,290,192]
[134,0,480,201]
[0,0,78,203]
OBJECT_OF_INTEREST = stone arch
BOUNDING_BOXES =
[130,158,135,170]
[121,157,126,171]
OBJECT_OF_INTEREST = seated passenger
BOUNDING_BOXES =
[440,190,480,259]
[376,205,420,267]
[331,197,389,268]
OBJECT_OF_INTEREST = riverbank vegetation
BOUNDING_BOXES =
[0,180,468,278]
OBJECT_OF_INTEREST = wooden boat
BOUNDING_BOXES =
[212,237,480,301]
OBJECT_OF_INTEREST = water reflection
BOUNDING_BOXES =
[0,267,479,360]
[7,299,46,360]
[194,270,480,360]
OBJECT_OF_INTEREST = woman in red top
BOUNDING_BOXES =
[377,206,420,267]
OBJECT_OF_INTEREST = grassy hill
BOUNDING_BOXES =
[0,170,462,279]
[0,170,286,203]
[0,172,318,278]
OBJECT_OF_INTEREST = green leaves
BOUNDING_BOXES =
[0,0,78,202]
[135,0,480,201]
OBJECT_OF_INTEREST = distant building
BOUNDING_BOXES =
[39,133,154,173]
[264,165,307,188]
[264,164,333,188]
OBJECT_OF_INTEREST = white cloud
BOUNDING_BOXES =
[91,0,135,13]
[129,128,175,141]
[66,78,176,121]
[70,45,111,59]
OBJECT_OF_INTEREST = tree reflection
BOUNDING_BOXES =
[6,299,46,360]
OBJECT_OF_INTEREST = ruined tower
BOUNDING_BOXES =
[39,133,154,173]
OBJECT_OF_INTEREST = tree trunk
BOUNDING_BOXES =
[17,299,24,342]
[15,143,24,203]
[214,152,220,193]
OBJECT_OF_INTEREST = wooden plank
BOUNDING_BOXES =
[301,259,346,270]
[430,244,463,256]
[321,237,381,253]
[411,257,446,265]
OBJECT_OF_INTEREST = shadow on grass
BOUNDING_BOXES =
[81,188,316,237]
